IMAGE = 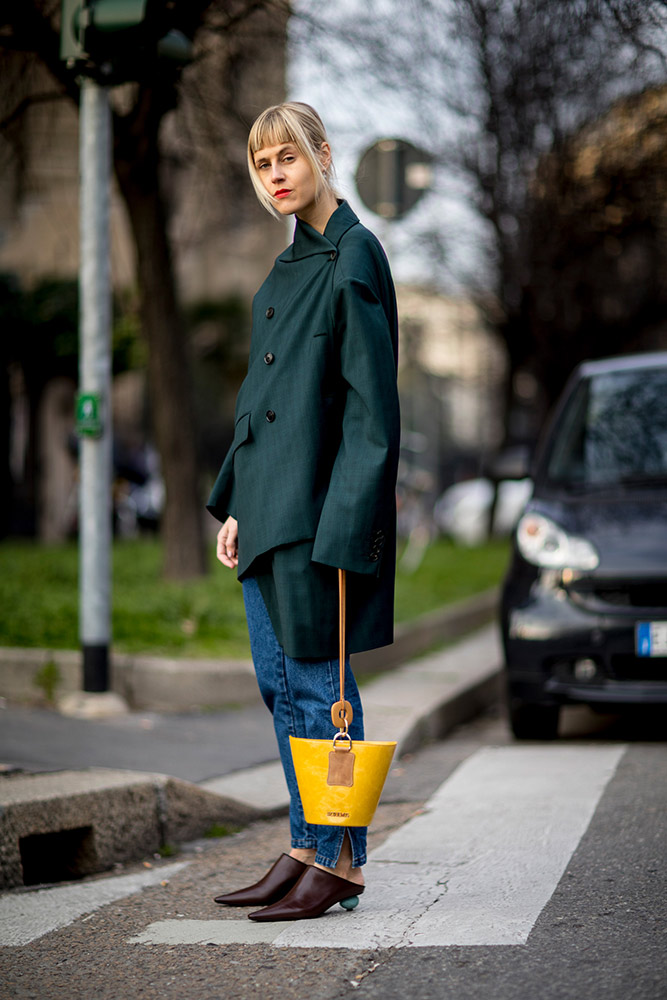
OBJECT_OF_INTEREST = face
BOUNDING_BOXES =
[253,141,329,224]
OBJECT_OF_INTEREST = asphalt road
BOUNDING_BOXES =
[0,701,278,781]
[1,706,665,1000]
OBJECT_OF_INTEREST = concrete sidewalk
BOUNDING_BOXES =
[0,624,503,890]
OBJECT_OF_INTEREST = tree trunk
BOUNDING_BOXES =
[114,99,206,579]
[0,362,13,538]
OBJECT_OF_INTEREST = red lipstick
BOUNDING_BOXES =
[274,189,291,199]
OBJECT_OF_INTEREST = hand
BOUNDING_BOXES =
[216,516,239,568]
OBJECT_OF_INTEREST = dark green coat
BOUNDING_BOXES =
[207,201,400,659]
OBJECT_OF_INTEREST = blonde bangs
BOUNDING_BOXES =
[247,102,333,219]
[248,108,298,156]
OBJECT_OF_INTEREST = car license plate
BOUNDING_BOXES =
[636,622,667,657]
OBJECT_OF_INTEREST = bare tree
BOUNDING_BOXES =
[525,84,667,406]
[0,0,288,576]
[296,0,667,435]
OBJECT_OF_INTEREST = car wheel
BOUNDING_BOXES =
[508,700,560,740]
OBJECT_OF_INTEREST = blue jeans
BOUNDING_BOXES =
[242,576,367,868]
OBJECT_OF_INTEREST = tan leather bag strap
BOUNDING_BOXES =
[338,567,346,707]
[331,568,353,733]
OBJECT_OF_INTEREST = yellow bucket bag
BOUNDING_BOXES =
[289,570,397,827]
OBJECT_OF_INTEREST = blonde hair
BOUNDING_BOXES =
[247,102,337,219]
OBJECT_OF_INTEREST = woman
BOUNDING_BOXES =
[207,102,400,921]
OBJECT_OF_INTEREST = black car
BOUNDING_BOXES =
[501,351,667,739]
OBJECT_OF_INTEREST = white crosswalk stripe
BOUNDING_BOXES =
[0,862,189,947]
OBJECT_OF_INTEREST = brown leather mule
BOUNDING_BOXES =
[248,865,364,921]
[214,854,307,907]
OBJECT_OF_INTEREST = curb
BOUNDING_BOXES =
[0,647,258,713]
[0,587,498,712]
[0,769,262,891]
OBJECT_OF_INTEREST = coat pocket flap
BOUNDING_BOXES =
[231,411,251,454]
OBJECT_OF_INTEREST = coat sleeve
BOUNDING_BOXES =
[311,276,400,576]
[205,410,251,523]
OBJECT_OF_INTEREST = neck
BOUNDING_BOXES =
[297,190,339,234]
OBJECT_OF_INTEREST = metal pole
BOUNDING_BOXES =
[78,78,112,692]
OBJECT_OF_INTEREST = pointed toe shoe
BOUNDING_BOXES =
[214,853,307,906]
[248,865,364,922]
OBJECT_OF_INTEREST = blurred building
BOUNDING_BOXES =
[0,14,287,298]
[0,68,133,288]
[0,9,287,539]
[396,284,507,506]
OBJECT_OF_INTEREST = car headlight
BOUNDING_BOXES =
[516,512,599,570]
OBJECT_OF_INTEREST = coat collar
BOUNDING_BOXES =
[278,200,359,262]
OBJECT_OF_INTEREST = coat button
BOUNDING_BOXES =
[264,352,275,365]
[266,410,276,422]
[329,251,337,261]
[369,551,380,562]
[266,307,275,318]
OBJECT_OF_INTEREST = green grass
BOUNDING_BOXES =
[0,539,250,658]
[0,536,510,658]
[394,537,510,623]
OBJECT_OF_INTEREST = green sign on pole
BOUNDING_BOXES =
[59,0,193,83]
[76,391,104,437]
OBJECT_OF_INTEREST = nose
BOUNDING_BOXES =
[270,160,285,183]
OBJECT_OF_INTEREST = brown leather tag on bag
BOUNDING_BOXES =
[327,749,355,787]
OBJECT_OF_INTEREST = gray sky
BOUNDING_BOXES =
[287,1,487,292]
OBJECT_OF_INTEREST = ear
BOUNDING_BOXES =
[319,141,332,173]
